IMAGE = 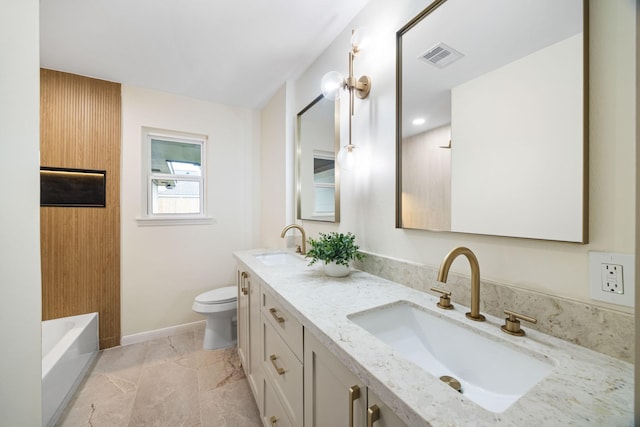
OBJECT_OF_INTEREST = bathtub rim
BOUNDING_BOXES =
[42,312,99,380]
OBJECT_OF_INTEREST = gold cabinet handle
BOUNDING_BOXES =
[367,404,380,427]
[269,307,285,323]
[501,309,538,336]
[269,415,278,426]
[269,354,285,375]
[348,385,361,427]
[240,271,248,295]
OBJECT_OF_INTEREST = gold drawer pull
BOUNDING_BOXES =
[240,271,248,295]
[349,385,361,427]
[367,404,380,427]
[269,307,285,323]
[269,415,278,426]
[269,354,285,375]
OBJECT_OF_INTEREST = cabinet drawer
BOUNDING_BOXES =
[262,288,303,360]
[263,320,303,426]
[263,377,293,427]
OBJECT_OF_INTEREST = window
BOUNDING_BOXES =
[312,150,335,217]
[139,128,210,225]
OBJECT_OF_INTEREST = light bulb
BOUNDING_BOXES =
[321,71,344,101]
[337,144,358,171]
[351,27,373,53]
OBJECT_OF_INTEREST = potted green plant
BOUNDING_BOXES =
[305,232,365,277]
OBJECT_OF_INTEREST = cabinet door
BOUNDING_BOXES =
[237,268,250,372]
[367,389,406,427]
[304,329,366,427]
[247,275,262,408]
[237,266,264,415]
[263,376,293,427]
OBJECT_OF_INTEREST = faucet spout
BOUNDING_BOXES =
[280,224,306,254]
[437,247,485,322]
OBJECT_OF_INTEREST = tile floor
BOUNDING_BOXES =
[57,329,261,427]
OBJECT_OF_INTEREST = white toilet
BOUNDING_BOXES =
[192,286,237,350]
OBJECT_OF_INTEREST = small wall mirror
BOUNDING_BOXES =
[297,95,340,222]
[396,0,587,243]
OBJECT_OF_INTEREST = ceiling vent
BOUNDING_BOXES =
[418,42,464,68]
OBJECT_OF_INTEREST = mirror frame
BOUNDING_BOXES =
[296,94,341,223]
[395,0,589,243]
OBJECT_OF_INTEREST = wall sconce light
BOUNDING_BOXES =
[321,28,373,170]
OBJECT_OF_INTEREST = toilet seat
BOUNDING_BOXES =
[192,286,237,315]
[195,286,237,305]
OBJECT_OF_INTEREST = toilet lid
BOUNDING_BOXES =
[195,286,237,304]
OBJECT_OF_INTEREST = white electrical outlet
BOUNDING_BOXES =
[589,252,634,307]
[601,263,623,293]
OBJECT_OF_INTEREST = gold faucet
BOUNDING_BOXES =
[436,247,486,322]
[280,224,306,254]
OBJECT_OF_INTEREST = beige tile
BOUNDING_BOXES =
[197,349,246,393]
[57,372,136,427]
[59,334,261,427]
[143,332,198,369]
[200,379,261,427]
[92,341,147,385]
[195,344,240,368]
[128,360,201,427]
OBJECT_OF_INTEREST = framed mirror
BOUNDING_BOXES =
[396,0,587,243]
[297,95,340,222]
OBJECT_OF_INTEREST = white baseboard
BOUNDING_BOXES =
[121,320,206,347]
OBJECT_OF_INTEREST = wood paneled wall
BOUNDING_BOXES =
[40,69,121,349]
[401,126,451,231]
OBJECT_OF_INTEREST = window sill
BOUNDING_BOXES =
[135,216,215,226]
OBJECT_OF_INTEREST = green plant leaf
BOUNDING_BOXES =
[305,232,365,267]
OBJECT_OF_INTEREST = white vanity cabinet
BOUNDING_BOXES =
[236,264,263,414]
[236,256,406,427]
[261,286,304,427]
[304,329,406,427]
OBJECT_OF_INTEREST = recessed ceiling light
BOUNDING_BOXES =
[412,118,426,126]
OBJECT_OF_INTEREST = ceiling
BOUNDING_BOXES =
[400,0,583,137]
[40,0,370,109]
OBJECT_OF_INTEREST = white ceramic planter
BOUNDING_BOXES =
[322,261,351,277]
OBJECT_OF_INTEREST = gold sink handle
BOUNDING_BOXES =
[501,309,537,336]
[430,287,454,310]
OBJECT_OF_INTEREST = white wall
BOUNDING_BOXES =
[0,0,42,424]
[260,84,288,249]
[121,86,261,335]
[451,34,583,241]
[293,0,636,313]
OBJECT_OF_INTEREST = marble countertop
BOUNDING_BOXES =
[234,249,634,426]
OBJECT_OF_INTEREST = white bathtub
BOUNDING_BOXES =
[42,313,99,427]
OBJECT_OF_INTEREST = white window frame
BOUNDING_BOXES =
[312,150,336,218]
[136,127,213,226]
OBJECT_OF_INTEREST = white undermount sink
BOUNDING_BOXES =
[347,300,556,413]
[254,251,304,266]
